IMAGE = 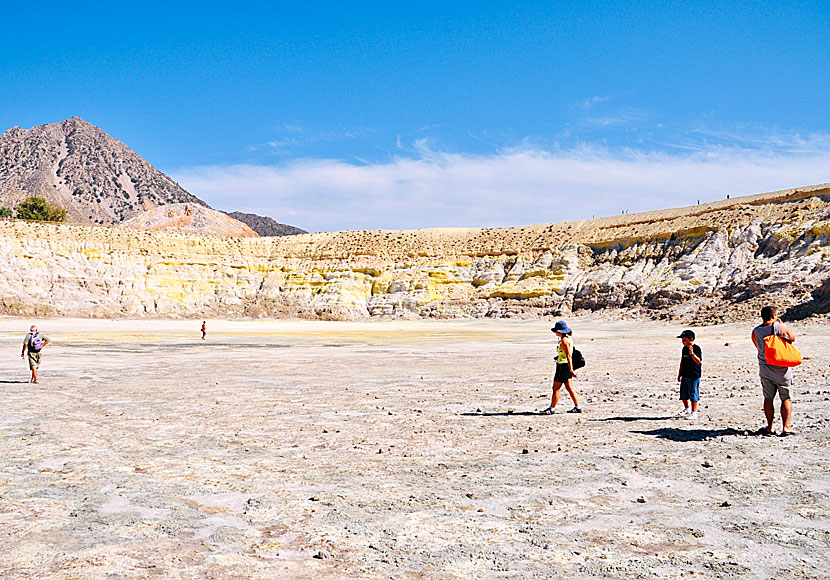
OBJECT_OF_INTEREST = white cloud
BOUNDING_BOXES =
[584,107,653,128]
[247,125,376,153]
[172,141,830,233]
[580,95,612,109]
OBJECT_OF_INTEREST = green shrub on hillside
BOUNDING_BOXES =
[0,206,12,218]
[15,197,67,222]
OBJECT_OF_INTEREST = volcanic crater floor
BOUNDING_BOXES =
[1,317,828,579]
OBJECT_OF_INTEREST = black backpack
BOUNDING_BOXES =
[572,347,586,370]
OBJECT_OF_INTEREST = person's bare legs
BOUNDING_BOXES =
[691,400,698,412]
[550,382,562,410]
[763,397,775,431]
[31,367,38,384]
[781,399,797,433]
[564,379,579,407]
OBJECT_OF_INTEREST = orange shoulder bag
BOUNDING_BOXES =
[763,322,802,367]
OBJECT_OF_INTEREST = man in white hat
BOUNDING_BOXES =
[21,325,50,384]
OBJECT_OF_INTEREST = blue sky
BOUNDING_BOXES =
[1,1,828,231]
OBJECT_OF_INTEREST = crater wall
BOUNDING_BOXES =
[2,184,829,322]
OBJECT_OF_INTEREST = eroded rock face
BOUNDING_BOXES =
[122,204,258,238]
[1,185,829,322]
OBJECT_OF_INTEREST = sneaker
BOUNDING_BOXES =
[675,408,691,417]
[685,412,698,420]
[567,407,582,413]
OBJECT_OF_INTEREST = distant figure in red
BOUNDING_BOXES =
[201,321,206,340]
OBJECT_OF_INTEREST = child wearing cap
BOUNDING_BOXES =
[676,330,703,419]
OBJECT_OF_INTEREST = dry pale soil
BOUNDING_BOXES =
[1,317,828,579]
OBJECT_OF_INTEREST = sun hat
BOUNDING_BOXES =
[551,320,572,335]
[677,329,695,339]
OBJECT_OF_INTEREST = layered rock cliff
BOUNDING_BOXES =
[1,184,829,322]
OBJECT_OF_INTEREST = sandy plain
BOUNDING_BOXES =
[0,317,828,579]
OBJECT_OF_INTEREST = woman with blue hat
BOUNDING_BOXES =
[540,320,582,414]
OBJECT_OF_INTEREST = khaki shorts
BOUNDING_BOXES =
[761,376,791,401]
[27,350,41,370]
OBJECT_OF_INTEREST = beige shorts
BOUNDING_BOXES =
[27,350,41,369]
[761,376,791,401]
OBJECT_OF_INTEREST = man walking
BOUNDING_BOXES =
[21,325,50,384]
[751,306,798,436]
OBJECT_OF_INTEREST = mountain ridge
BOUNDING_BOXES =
[222,211,307,236]
[0,117,206,224]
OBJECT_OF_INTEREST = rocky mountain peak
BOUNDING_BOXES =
[62,116,91,129]
[0,117,207,224]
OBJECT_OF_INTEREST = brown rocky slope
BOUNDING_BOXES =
[0,117,206,224]
[1,183,829,322]
[122,204,258,237]
[222,211,307,236]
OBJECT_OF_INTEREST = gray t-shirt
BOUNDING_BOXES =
[24,332,49,351]
[753,323,793,382]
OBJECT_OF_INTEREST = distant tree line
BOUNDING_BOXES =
[0,196,67,222]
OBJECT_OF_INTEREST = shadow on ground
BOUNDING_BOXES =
[461,411,543,417]
[634,427,759,441]
[589,415,675,422]
[784,278,830,321]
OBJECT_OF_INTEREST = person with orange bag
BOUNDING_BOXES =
[751,306,798,436]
